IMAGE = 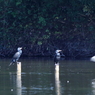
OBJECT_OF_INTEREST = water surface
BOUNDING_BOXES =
[0,58,95,95]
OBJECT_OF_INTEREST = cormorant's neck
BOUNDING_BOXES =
[18,50,22,53]
[56,52,60,56]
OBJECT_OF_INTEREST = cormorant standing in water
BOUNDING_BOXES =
[9,47,22,66]
[54,50,62,65]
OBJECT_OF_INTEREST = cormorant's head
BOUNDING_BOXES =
[55,50,62,54]
[17,47,22,51]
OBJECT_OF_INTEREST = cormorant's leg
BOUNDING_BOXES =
[16,60,19,64]
[13,62,15,65]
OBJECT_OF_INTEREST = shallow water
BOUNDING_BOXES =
[0,58,95,95]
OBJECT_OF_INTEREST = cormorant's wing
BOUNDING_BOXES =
[13,52,21,60]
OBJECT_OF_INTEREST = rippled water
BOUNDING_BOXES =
[0,57,95,95]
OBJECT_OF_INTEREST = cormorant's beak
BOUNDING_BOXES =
[58,50,62,52]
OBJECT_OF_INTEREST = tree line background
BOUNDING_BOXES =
[0,0,95,58]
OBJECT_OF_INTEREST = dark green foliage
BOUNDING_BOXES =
[0,0,95,57]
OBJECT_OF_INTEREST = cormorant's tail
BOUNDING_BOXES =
[9,62,13,66]
[9,59,16,66]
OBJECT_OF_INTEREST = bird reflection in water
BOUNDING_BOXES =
[55,64,62,95]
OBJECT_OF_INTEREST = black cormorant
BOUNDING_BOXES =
[9,47,22,66]
[54,50,62,65]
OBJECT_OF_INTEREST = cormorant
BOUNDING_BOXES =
[54,50,62,65]
[9,47,22,66]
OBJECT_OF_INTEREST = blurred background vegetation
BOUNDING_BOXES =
[0,0,95,58]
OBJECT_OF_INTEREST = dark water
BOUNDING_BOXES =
[0,58,95,95]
